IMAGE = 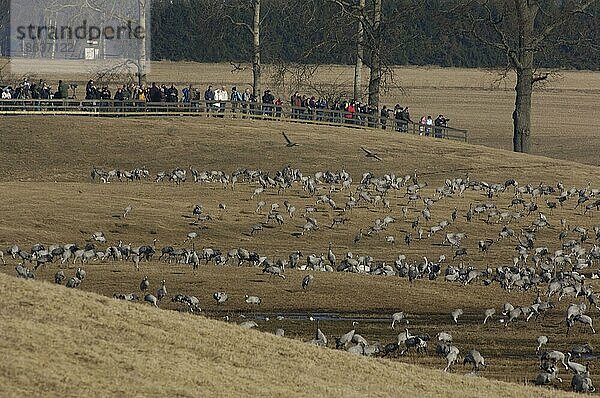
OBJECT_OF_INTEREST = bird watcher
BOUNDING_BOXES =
[290,91,302,119]
[55,80,69,100]
[204,85,214,116]
[274,97,283,118]
[182,84,192,104]
[425,115,433,136]
[230,86,242,117]
[166,84,178,103]
[434,114,449,138]
[402,107,414,132]
[380,106,390,130]
[262,89,275,117]
[345,101,356,124]
[241,87,251,118]
[394,104,402,131]
[395,106,413,132]
[214,86,228,117]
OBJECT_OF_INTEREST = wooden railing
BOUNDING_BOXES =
[0,99,468,142]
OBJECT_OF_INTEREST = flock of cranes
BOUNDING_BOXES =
[4,158,600,393]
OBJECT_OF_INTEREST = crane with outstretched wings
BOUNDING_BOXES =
[282,132,299,147]
[361,146,382,161]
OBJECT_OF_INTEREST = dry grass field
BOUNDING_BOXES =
[0,115,599,395]
[0,273,579,398]
[7,60,599,165]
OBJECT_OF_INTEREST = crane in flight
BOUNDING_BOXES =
[361,146,382,161]
[282,132,299,147]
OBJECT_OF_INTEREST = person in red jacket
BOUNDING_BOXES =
[345,101,356,124]
[290,91,302,119]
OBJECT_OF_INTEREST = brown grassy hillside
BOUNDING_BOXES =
[0,273,576,398]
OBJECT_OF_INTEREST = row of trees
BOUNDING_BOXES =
[150,1,599,69]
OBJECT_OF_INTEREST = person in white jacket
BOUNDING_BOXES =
[214,86,228,116]
[425,115,433,136]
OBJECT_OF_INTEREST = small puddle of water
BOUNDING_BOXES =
[248,312,391,323]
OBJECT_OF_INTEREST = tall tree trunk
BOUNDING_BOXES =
[367,0,381,109]
[354,0,365,102]
[512,0,537,153]
[513,68,533,153]
[137,0,147,86]
[252,0,261,99]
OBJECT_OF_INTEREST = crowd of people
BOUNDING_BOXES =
[1,78,452,136]
[1,78,71,100]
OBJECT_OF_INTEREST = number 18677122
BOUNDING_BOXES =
[23,42,75,54]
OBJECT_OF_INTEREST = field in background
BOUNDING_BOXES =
[5,60,598,165]
[0,116,599,393]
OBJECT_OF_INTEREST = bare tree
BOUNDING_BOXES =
[269,62,351,104]
[354,0,365,102]
[225,0,262,98]
[136,0,148,85]
[366,0,382,108]
[0,59,19,86]
[261,1,354,100]
[93,59,139,87]
[331,0,401,109]
[0,0,7,56]
[80,0,149,85]
[251,0,261,98]
[460,0,598,153]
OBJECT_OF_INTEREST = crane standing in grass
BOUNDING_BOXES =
[140,276,150,292]
[157,280,168,301]
[302,274,314,290]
